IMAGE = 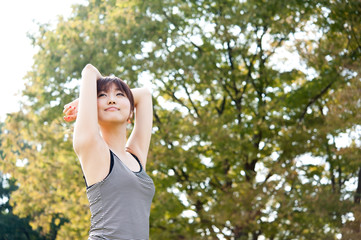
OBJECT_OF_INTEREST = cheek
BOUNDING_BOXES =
[97,99,106,115]
[120,98,131,111]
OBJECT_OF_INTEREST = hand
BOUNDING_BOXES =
[81,64,102,80]
[63,98,79,122]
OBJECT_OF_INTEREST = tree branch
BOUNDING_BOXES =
[158,77,193,115]
[299,80,335,122]
[355,167,361,204]
[179,73,202,119]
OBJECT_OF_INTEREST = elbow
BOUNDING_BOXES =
[141,87,152,102]
[141,87,152,98]
[133,87,152,106]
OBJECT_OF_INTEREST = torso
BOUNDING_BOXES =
[86,150,155,239]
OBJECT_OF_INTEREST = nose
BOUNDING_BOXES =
[108,95,116,104]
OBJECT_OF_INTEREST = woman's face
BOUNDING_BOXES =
[97,83,131,125]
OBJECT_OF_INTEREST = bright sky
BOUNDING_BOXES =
[0,0,86,121]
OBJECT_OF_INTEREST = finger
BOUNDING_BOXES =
[64,106,77,115]
[63,115,76,122]
[67,113,77,120]
[63,116,71,122]
[63,105,72,114]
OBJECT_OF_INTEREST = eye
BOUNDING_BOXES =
[116,92,125,96]
[98,93,106,97]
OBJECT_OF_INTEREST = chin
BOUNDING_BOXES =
[99,117,126,125]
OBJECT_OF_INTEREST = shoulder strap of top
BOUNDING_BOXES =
[85,150,114,189]
[130,153,143,172]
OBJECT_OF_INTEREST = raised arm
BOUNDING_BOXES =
[126,87,153,168]
[73,64,102,150]
[72,64,109,186]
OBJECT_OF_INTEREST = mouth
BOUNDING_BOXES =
[105,107,120,111]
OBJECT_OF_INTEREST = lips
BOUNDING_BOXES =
[105,107,120,111]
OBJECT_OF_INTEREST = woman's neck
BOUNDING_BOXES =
[100,123,128,155]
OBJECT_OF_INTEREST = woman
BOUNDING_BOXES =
[63,64,155,240]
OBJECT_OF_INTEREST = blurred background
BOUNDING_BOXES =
[0,0,86,121]
[0,0,360,239]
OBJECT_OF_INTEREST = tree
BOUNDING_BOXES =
[1,0,360,239]
[309,1,361,239]
[0,123,42,240]
[0,175,39,240]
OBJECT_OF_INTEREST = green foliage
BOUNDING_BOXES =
[0,0,360,239]
[0,172,42,240]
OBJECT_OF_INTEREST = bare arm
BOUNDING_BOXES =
[126,87,153,169]
[73,64,101,149]
[63,77,153,171]
[72,64,109,186]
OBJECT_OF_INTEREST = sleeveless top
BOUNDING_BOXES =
[86,150,155,240]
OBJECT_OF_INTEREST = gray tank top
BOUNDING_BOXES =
[86,150,155,240]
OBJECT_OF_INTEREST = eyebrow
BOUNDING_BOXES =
[99,87,123,92]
